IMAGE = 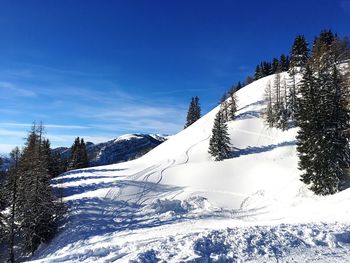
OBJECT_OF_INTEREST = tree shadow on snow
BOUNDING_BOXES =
[235,110,260,120]
[237,100,264,112]
[52,175,122,185]
[231,140,297,158]
[60,168,126,177]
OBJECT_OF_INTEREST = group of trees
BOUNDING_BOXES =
[67,137,89,171]
[184,89,237,161]
[0,124,90,261]
[254,54,290,80]
[296,30,350,195]
[0,124,65,262]
[263,30,350,195]
[189,30,350,196]
[208,88,238,161]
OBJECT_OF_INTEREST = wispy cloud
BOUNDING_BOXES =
[0,81,37,97]
[0,123,90,129]
[0,128,26,138]
[0,62,188,152]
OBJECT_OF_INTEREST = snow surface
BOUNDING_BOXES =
[27,73,350,262]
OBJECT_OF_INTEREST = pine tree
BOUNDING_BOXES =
[296,65,319,187]
[68,137,80,170]
[279,54,290,71]
[271,57,279,73]
[312,64,350,194]
[68,137,89,170]
[208,111,231,161]
[79,138,89,169]
[184,96,201,128]
[254,65,262,80]
[289,35,309,71]
[193,96,201,122]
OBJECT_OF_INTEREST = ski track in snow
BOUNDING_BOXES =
[26,73,350,263]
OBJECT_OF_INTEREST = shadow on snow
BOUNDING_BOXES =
[232,141,297,158]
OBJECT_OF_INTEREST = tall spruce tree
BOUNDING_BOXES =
[279,54,290,71]
[193,96,201,122]
[208,111,231,161]
[272,57,279,73]
[184,96,201,128]
[296,65,319,187]
[289,35,309,70]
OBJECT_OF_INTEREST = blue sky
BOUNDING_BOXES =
[0,0,349,153]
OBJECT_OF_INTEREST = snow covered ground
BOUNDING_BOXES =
[27,73,350,262]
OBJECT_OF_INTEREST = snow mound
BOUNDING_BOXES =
[148,196,212,215]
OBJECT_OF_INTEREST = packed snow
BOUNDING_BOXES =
[27,74,350,262]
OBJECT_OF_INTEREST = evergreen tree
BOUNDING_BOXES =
[289,35,309,71]
[184,96,201,128]
[279,54,290,71]
[68,137,89,170]
[80,138,89,169]
[272,57,279,73]
[68,137,80,170]
[193,96,201,122]
[262,61,272,76]
[208,111,231,161]
[254,65,262,80]
[296,65,319,187]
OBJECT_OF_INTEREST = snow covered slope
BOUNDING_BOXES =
[27,74,350,262]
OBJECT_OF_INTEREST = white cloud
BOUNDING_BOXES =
[0,81,37,97]
[0,123,89,129]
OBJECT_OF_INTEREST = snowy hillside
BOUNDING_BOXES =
[27,74,350,262]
